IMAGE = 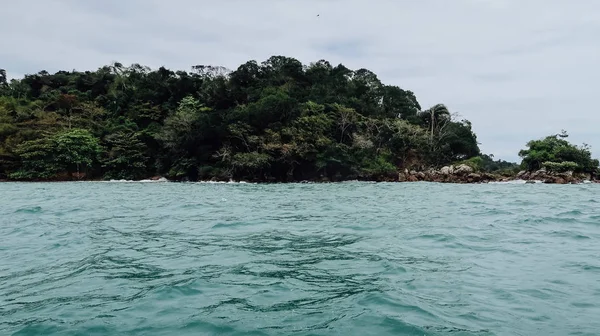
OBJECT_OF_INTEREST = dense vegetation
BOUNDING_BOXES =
[0,56,485,182]
[2,57,596,182]
[457,154,520,176]
[519,131,599,174]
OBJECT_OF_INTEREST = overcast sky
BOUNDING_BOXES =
[1,0,598,161]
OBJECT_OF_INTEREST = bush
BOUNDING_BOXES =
[519,132,599,173]
[542,161,579,173]
[456,156,484,171]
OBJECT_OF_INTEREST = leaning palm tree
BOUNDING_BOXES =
[417,104,450,142]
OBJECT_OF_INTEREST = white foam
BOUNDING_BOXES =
[101,177,170,183]
[194,180,255,184]
[487,179,537,184]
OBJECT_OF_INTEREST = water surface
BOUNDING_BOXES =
[1,182,599,335]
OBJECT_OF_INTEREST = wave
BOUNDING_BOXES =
[194,180,254,184]
[14,206,43,214]
[487,179,544,184]
[94,177,170,183]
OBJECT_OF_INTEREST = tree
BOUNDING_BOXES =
[156,96,217,180]
[9,137,59,179]
[102,132,149,180]
[0,69,7,94]
[333,104,360,144]
[0,56,532,181]
[519,131,599,173]
[9,129,101,179]
[418,104,450,142]
[53,129,102,178]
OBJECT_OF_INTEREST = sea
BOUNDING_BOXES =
[1,181,599,335]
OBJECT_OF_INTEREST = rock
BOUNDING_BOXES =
[525,180,536,184]
[454,164,474,176]
[532,169,547,178]
[150,176,163,181]
[467,173,482,183]
[564,170,574,177]
[409,170,418,176]
[417,172,426,179]
[543,176,568,184]
[440,166,454,175]
[482,173,498,182]
[517,170,527,178]
[407,175,419,182]
[556,177,568,184]
[398,173,407,182]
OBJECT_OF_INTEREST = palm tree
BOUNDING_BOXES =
[418,104,450,142]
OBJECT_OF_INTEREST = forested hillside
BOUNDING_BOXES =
[0,56,483,181]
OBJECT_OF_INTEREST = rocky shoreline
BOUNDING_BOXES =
[398,164,598,184]
[1,165,598,184]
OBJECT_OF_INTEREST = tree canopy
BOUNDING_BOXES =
[0,56,484,181]
[519,131,599,174]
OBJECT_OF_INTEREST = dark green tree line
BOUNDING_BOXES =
[0,56,483,181]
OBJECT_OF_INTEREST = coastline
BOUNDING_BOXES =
[2,169,597,184]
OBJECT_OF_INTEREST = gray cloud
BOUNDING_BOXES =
[1,0,599,161]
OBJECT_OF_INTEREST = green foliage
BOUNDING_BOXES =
[542,161,579,173]
[231,152,271,170]
[9,137,60,179]
[358,153,397,179]
[102,132,149,180]
[457,156,485,171]
[519,132,599,173]
[54,129,102,172]
[456,154,519,174]
[9,129,101,180]
[0,56,486,181]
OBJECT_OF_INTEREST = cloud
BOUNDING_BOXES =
[1,0,599,161]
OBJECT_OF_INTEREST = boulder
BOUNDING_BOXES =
[482,173,497,181]
[440,166,454,175]
[407,175,419,182]
[467,173,483,183]
[531,169,547,178]
[519,171,531,180]
[454,164,474,176]
[417,172,426,179]
[546,177,567,184]
[517,170,527,178]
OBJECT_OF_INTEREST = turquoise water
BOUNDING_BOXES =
[1,182,600,335]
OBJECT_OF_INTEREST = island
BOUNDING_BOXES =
[0,57,598,183]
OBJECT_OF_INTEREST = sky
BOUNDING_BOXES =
[1,0,599,161]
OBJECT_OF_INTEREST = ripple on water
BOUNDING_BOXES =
[14,206,43,214]
[1,182,600,335]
